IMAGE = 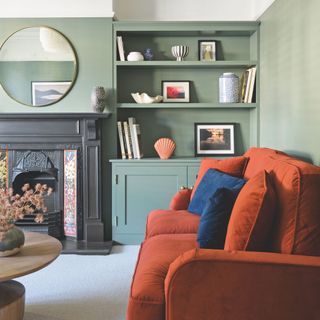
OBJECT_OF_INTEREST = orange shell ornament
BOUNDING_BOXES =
[154,138,176,160]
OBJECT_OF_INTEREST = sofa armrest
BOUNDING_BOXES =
[169,188,192,210]
[165,249,320,320]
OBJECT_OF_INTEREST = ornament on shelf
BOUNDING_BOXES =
[127,51,144,61]
[171,45,189,61]
[154,138,176,160]
[219,73,239,103]
[131,92,163,104]
[143,48,154,61]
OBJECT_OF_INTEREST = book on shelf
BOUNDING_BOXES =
[123,121,133,159]
[240,66,257,103]
[132,124,143,159]
[128,117,138,159]
[116,36,125,61]
[117,121,126,159]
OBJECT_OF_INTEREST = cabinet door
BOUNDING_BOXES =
[112,165,187,244]
[187,165,200,188]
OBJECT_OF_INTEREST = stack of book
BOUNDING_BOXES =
[117,118,143,159]
[239,66,257,103]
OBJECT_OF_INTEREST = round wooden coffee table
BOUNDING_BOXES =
[0,232,62,320]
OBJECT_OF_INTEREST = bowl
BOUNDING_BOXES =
[171,45,189,61]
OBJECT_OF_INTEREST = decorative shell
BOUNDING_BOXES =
[131,92,163,104]
[154,138,176,160]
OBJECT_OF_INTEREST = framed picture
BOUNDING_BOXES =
[194,123,235,156]
[162,81,190,103]
[31,81,71,106]
[198,40,216,61]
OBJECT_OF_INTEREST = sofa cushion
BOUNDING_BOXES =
[146,209,200,239]
[224,170,276,251]
[264,157,320,256]
[197,188,239,249]
[191,156,248,199]
[243,147,287,180]
[188,169,246,215]
[169,188,192,210]
[127,234,197,320]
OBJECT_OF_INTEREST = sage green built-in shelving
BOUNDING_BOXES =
[111,21,260,243]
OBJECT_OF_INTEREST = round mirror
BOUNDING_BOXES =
[0,27,77,107]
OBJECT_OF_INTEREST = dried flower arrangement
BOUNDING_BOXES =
[0,183,53,241]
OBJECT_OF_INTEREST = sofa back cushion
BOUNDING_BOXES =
[243,147,287,180]
[191,156,248,199]
[264,157,320,256]
[224,170,276,251]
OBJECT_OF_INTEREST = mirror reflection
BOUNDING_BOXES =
[0,27,77,107]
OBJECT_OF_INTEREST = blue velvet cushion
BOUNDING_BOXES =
[197,187,240,249]
[188,168,246,215]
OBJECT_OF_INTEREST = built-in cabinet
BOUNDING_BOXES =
[111,159,200,244]
[111,21,259,244]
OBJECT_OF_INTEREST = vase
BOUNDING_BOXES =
[0,226,25,257]
[143,48,154,61]
[127,52,144,61]
[219,73,239,103]
[91,86,107,113]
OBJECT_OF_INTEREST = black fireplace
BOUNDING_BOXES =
[0,113,111,254]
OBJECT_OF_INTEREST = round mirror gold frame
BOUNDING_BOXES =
[0,26,78,107]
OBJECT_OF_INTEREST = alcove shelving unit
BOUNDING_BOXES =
[111,21,260,244]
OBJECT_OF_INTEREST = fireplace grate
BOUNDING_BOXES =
[15,211,64,239]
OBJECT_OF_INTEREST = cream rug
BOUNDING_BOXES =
[19,245,140,320]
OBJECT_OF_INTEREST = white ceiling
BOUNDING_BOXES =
[0,0,275,20]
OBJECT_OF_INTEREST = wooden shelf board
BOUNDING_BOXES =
[117,103,257,109]
[115,60,257,68]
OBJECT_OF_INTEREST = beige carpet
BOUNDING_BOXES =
[19,245,140,320]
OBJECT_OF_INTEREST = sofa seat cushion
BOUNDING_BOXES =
[146,210,200,239]
[127,234,197,320]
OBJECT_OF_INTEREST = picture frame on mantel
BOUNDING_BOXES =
[162,80,190,103]
[194,123,235,156]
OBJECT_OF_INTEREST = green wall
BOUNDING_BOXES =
[259,0,320,164]
[0,18,116,240]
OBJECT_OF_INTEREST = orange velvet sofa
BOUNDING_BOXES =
[127,148,320,320]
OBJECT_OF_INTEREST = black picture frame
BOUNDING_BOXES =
[194,123,235,156]
[198,40,217,61]
[161,80,190,103]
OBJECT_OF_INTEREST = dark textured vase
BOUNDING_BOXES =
[0,226,25,257]
[91,86,107,113]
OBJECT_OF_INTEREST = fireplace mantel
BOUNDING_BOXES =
[0,112,111,119]
[0,112,111,254]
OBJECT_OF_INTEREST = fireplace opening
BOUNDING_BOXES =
[11,151,64,239]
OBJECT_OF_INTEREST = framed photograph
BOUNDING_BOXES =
[31,81,71,106]
[194,123,235,156]
[198,40,216,61]
[162,81,190,103]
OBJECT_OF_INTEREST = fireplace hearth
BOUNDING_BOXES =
[0,113,111,254]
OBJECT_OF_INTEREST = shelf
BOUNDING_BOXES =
[115,60,257,68]
[117,103,257,109]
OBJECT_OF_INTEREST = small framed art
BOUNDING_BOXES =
[194,123,235,156]
[162,81,190,103]
[31,81,71,106]
[198,40,216,61]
